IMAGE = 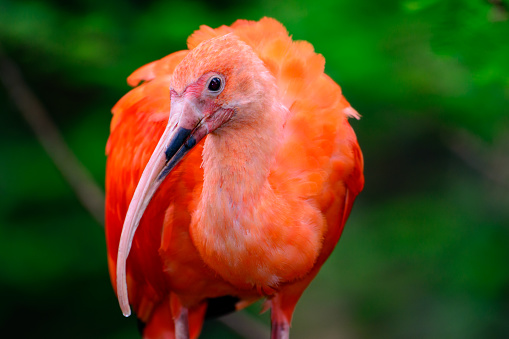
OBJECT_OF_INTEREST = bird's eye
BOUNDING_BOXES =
[208,77,222,92]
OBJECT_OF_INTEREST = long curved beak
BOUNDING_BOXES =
[116,98,207,317]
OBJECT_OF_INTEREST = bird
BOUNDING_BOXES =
[105,17,364,339]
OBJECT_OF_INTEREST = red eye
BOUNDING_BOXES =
[208,77,221,92]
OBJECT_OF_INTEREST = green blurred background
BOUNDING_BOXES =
[1,0,508,338]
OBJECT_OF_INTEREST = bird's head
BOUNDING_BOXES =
[116,34,275,316]
[172,33,273,132]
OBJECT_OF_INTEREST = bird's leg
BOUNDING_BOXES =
[171,293,190,339]
[271,320,290,339]
[270,294,292,339]
[269,290,303,339]
[174,307,190,339]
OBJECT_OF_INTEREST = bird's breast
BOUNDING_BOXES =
[189,182,325,292]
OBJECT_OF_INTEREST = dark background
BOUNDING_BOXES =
[1,0,508,338]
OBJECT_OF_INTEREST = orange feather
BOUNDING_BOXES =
[106,17,363,338]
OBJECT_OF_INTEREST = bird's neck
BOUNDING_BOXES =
[190,99,323,291]
[201,106,283,202]
[190,99,284,287]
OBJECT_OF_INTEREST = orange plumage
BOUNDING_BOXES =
[105,17,364,338]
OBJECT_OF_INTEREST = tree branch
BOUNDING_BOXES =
[0,44,105,226]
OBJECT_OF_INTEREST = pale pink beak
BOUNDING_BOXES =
[116,97,209,317]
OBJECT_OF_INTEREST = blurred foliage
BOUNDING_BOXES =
[1,0,508,338]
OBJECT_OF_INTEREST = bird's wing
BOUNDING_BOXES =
[230,20,364,324]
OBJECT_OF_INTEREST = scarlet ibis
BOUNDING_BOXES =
[105,17,364,339]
